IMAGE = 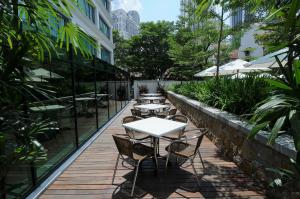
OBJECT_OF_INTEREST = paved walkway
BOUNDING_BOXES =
[39,102,265,198]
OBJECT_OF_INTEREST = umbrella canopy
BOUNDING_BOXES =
[194,66,217,77]
[194,59,250,77]
[26,76,49,82]
[31,68,64,79]
[237,67,271,73]
[246,48,288,69]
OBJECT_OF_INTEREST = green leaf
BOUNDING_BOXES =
[264,6,284,21]
[285,0,300,33]
[248,122,269,139]
[268,116,286,144]
[266,79,292,90]
[196,0,215,17]
[293,60,300,86]
[290,112,300,151]
[7,34,13,49]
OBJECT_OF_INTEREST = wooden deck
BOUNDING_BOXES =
[39,102,265,199]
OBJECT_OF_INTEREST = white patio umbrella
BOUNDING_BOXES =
[194,59,250,77]
[237,67,272,73]
[246,48,288,69]
[31,68,64,79]
[194,66,217,77]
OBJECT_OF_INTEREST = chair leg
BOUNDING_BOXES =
[165,148,171,168]
[112,154,120,185]
[190,158,200,187]
[131,160,141,197]
[197,149,205,169]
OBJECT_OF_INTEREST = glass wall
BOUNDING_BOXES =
[77,0,95,23]
[99,14,110,39]
[3,52,130,198]
[101,46,111,64]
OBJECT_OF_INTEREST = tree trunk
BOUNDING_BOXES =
[216,6,224,78]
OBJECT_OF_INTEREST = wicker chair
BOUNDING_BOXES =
[162,115,188,140]
[165,128,208,186]
[169,108,177,114]
[155,104,172,118]
[136,99,142,104]
[123,116,151,141]
[131,109,150,118]
[112,134,154,196]
[158,99,166,104]
[132,103,141,108]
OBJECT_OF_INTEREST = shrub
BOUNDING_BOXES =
[170,75,271,116]
[138,85,148,95]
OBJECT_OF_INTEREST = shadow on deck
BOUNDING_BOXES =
[39,102,265,199]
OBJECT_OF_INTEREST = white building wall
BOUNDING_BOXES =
[70,0,115,64]
[238,24,264,60]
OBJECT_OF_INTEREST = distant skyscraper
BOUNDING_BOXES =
[112,9,140,39]
[231,7,243,28]
[180,0,196,17]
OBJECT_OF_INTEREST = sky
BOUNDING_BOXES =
[111,0,181,23]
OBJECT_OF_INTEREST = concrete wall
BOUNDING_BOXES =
[167,91,297,184]
[133,80,182,99]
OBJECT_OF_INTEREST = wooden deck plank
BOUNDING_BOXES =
[38,102,265,198]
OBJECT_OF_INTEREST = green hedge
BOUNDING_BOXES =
[170,75,271,116]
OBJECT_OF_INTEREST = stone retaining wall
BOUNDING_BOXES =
[167,91,297,184]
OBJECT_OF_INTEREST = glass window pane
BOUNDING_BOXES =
[101,46,111,64]
[75,59,97,144]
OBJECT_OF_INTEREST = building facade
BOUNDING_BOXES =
[180,0,196,17]
[112,9,140,39]
[71,0,114,64]
[238,23,264,61]
[231,8,264,60]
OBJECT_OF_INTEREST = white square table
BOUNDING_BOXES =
[122,117,187,169]
[140,97,165,101]
[134,104,170,115]
[140,96,165,104]
[140,93,162,97]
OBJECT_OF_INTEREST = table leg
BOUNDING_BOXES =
[153,137,158,171]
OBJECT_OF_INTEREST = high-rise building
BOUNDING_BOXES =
[112,9,140,39]
[180,0,194,17]
[71,0,114,64]
[231,7,244,28]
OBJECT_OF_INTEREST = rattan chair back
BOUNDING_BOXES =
[112,135,133,158]
[159,99,166,104]
[136,99,142,104]
[168,108,177,116]
[193,129,208,156]
[123,116,141,124]
[131,109,142,117]
[132,103,140,107]
[123,116,141,138]
[170,115,188,123]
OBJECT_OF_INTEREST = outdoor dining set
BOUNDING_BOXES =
[112,93,208,196]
